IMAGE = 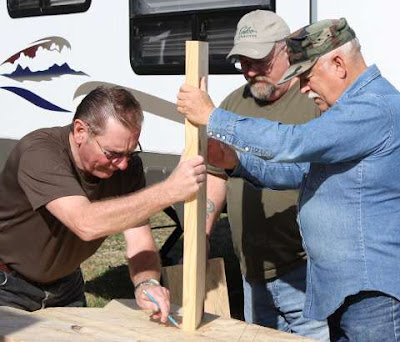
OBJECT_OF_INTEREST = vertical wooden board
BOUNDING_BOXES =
[162,258,231,319]
[182,40,209,331]
[203,258,230,319]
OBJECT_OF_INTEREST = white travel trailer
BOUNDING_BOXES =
[1,0,399,250]
[1,0,399,169]
[0,0,311,251]
[0,0,312,170]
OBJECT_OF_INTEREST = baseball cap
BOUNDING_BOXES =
[227,10,290,60]
[278,18,356,84]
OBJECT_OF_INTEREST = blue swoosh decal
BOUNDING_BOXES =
[0,86,70,112]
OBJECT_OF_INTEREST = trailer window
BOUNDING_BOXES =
[130,0,275,75]
[133,0,273,15]
[8,0,91,18]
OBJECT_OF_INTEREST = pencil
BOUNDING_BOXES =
[142,289,180,328]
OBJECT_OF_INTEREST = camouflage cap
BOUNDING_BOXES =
[278,18,356,84]
[227,10,290,60]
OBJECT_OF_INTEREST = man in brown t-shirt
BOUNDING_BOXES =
[205,11,328,340]
[0,86,206,323]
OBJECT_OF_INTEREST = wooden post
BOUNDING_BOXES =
[182,40,209,331]
[162,258,231,319]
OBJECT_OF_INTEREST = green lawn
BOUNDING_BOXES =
[81,211,177,307]
[81,212,243,320]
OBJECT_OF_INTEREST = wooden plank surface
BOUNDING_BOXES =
[0,300,315,341]
[182,40,209,331]
[162,257,231,319]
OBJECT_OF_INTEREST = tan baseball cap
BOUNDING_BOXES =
[227,10,290,60]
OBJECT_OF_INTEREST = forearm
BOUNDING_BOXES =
[46,155,205,241]
[47,180,178,241]
[124,226,161,287]
[128,251,161,287]
[124,226,170,323]
[206,173,227,237]
[208,105,391,164]
[82,181,175,240]
[232,153,308,190]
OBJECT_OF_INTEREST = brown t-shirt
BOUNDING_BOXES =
[0,125,145,283]
[211,82,320,280]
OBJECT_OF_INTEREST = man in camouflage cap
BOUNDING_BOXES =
[178,17,400,341]
[279,18,356,84]
[206,10,328,340]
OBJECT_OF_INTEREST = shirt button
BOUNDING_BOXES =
[222,136,226,140]
[245,147,250,152]
[216,134,221,138]
[208,132,213,137]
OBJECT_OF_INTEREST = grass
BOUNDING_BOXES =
[81,211,244,319]
[81,211,177,308]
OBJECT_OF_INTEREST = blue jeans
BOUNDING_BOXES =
[0,268,87,311]
[243,262,329,341]
[328,291,400,342]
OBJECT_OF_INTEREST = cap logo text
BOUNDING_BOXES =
[238,26,257,39]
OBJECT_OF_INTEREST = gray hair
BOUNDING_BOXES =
[73,86,143,135]
[319,38,361,62]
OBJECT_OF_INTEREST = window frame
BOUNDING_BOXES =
[7,0,91,18]
[130,2,276,75]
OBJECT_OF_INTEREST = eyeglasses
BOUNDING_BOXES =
[237,45,285,73]
[84,122,142,163]
[93,137,142,163]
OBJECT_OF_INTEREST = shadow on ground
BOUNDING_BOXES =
[210,217,244,320]
[85,217,244,320]
[164,216,244,320]
[85,264,133,300]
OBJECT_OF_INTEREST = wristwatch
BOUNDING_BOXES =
[134,278,160,293]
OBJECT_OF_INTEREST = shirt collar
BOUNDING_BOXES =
[336,64,381,104]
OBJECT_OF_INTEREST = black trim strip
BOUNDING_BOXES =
[8,0,91,18]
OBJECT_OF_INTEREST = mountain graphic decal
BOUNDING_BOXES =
[0,87,70,112]
[0,36,89,112]
[2,63,87,81]
[1,36,71,65]
[0,36,88,81]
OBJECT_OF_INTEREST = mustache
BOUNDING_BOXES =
[308,91,321,99]
[249,76,269,84]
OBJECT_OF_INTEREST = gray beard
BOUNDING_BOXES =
[248,79,275,101]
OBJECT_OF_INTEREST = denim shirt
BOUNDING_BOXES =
[207,65,400,320]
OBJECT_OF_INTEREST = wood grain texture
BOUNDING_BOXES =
[162,257,231,319]
[182,40,209,332]
[0,300,315,341]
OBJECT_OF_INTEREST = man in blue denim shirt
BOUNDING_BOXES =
[177,18,400,341]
